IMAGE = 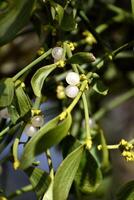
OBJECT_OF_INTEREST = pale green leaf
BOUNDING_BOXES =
[0,78,14,107]
[67,52,96,64]
[42,179,54,200]
[15,82,32,117]
[8,81,31,124]
[31,64,57,97]
[25,167,51,200]
[53,145,84,200]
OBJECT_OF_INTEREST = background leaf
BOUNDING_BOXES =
[25,167,51,200]
[67,52,96,64]
[53,145,84,200]
[117,180,134,200]
[0,0,35,46]
[0,78,14,107]
[31,64,57,97]
[20,113,72,169]
[60,11,76,31]
[75,149,102,194]
[92,80,108,95]
[131,0,134,15]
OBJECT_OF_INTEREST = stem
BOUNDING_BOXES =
[67,80,88,113]
[79,10,110,53]
[7,185,33,199]
[12,49,52,81]
[12,123,25,169]
[112,40,134,57]
[32,96,42,110]
[65,43,79,73]
[82,92,91,140]
[98,144,119,150]
[0,126,10,138]
[93,88,134,121]
[96,14,124,34]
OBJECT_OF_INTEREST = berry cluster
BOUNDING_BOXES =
[24,115,44,137]
[65,72,80,98]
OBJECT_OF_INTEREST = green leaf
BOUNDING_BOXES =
[92,80,108,95]
[8,95,20,124]
[75,149,102,194]
[0,78,14,107]
[15,82,32,117]
[42,179,54,200]
[25,167,51,200]
[8,81,32,124]
[117,180,134,200]
[20,113,72,169]
[53,145,84,200]
[0,0,35,46]
[67,52,96,64]
[60,11,76,31]
[31,64,57,97]
[99,130,110,171]
[55,4,64,24]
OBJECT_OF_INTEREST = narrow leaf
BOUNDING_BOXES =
[15,83,32,117]
[20,113,72,169]
[117,180,134,200]
[67,52,96,64]
[25,167,51,200]
[0,78,14,107]
[31,64,57,97]
[42,179,54,200]
[8,96,20,124]
[99,130,110,171]
[55,4,64,24]
[53,145,84,200]
[8,82,31,124]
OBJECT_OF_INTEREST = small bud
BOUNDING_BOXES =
[56,85,65,99]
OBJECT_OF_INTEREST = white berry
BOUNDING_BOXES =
[31,115,44,127]
[65,85,79,98]
[23,124,37,137]
[82,118,95,128]
[52,47,63,60]
[66,72,80,85]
